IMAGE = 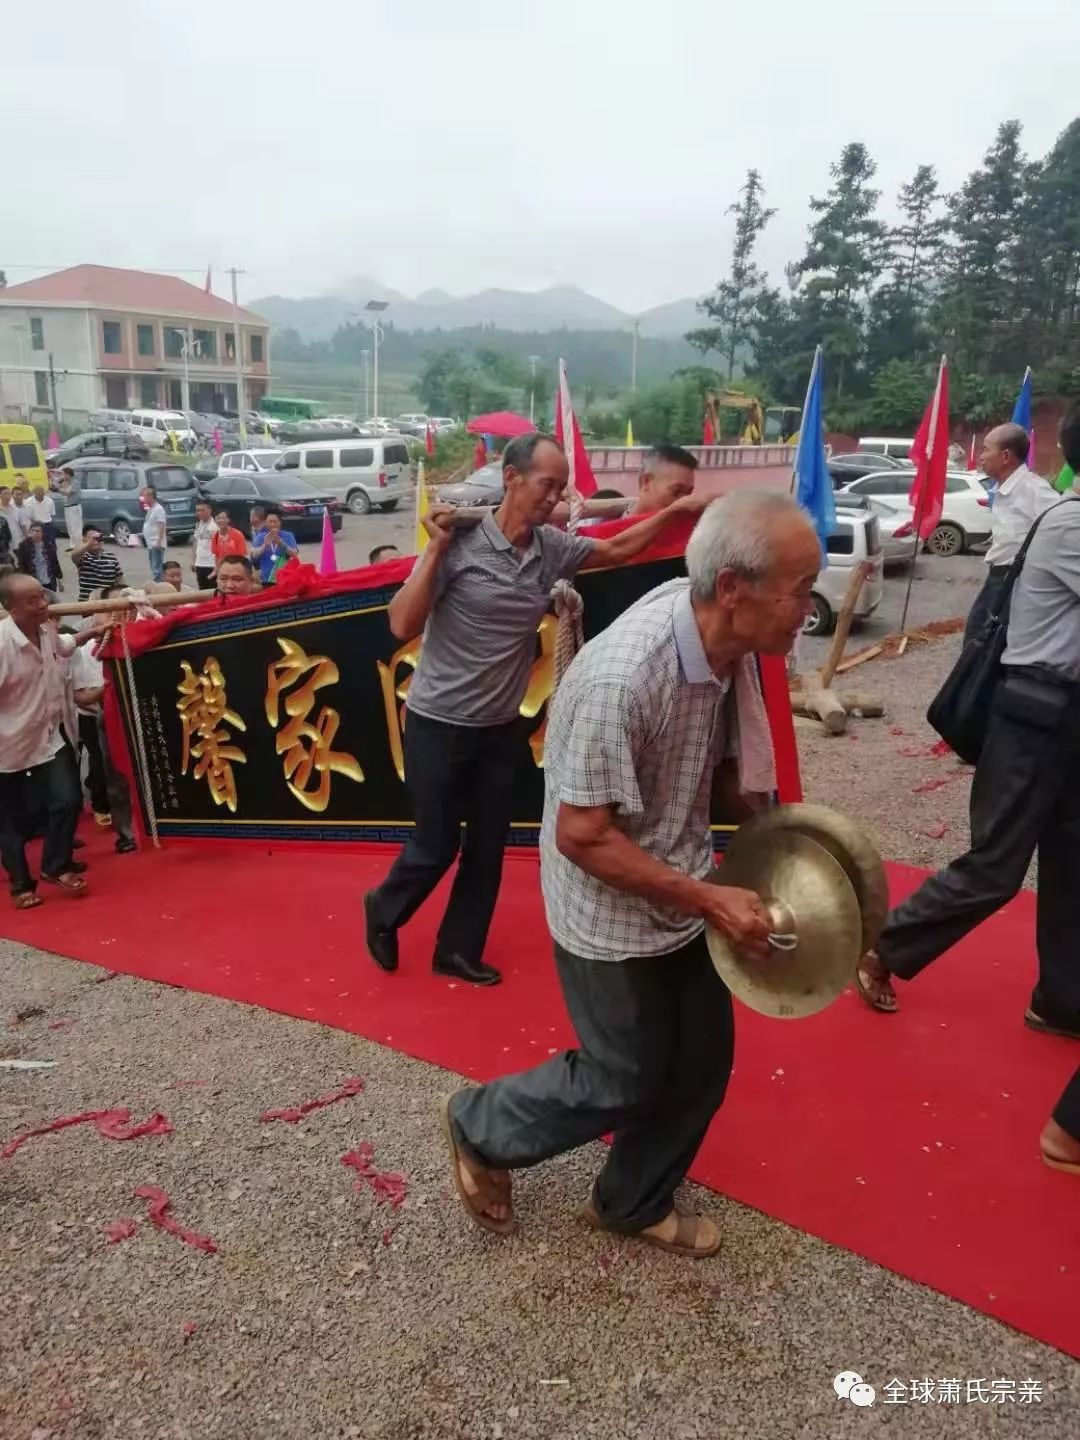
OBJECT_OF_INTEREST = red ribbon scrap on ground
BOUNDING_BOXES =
[899,740,954,759]
[134,1185,218,1254]
[103,1219,138,1244]
[341,1143,408,1209]
[260,1077,364,1124]
[2,1108,172,1160]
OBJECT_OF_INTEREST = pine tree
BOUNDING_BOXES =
[866,165,946,373]
[1024,119,1080,361]
[688,169,776,378]
[795,142,888,396]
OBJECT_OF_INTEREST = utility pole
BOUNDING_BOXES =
[528,354,540,424]
[630,318,640,394]
[365,300,389,420]
[360,349,371,418]
[227,266,246,441]
[47,351,63,431]
[171,328,192,413]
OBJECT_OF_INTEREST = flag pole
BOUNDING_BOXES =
[898,353,946,633]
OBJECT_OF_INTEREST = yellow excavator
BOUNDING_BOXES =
[705,391,801,446]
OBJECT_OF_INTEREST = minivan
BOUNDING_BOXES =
[857,436,914,461]
[0,423,48,492]
[804,509,884,636]
[275,437,411,513]
[56,458,199,543]
[128,409,197,448]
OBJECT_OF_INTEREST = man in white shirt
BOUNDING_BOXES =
[142,485,168,584]
[965,423,1057,642]
[190,500,217,589]
[8,481,32,546]
[24,483,57,541]
[0,573,104,906]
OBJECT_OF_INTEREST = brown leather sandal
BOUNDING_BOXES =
[1042,1151,1080,1176]
[41,873,87,896]
[581,1199,722,1258]
[438,1094,514,1236]
[855,950,898,1013]
[12,891,43,910]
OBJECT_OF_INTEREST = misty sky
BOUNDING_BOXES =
[5,0,1078,312]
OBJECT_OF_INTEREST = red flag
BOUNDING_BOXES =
[703,415,716,446]
[425,421,435,457]
[204,266,212,294]
[967,433,977,471]
[553,360,597,497]
[907,355,950,540]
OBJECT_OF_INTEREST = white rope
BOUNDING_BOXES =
[551,579,585,688]
[119,622,161,850]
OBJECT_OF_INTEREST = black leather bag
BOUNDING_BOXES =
[927,498,1075,764]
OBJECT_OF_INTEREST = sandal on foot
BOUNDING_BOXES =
[1042,1150,1080,1176]
[581,1200,722,1259]
[855,951,898,1013]
[438,1094,514,1236]
[40,873,87,896]
[12,891,43,911]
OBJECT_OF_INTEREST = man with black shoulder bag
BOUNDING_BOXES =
[856,406,1080,1094]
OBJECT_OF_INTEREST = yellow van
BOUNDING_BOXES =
[0,424,48,492]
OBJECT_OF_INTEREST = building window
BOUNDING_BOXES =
[164,328,185,359]
[250,334,264,363]
[193,329,217,361]
[140,377,159,407]
[104,376,128,409]
[102,320,122,354]
[34,371,49,406]
[225,332,236,361]
[167,380,184,409]
[30,318,44,351]
[137,323,156,357]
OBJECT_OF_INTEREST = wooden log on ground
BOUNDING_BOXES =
[791,690,885,720]
[819,560,873,689]
[834,644,884,675]
[801,682,848,734]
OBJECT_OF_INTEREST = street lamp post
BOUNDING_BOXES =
[528,354,540,424]
[360,349,371,418]
[170,327,193,413]
[365,300,389,419]
[630,317,640,394]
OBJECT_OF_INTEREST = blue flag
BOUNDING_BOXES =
[793,346,836,558]
[1011,367,1032,432]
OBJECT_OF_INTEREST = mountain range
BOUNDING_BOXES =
[251,276,704,343]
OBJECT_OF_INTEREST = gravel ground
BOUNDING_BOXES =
[4,549,1078,1439]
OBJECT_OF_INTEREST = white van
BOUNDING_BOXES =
[858,436,914,461]
[129,409,196,447]
[276,436,411,513]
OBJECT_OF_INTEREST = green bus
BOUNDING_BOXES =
[260,396,325,421]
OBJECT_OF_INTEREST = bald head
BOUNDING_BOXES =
[0,572,50,633]
[981,423,1030,483]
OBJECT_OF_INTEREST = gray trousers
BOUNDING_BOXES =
[878,668,1080,1029]
[451,933,734,1231]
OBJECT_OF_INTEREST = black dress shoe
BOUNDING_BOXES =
[432,951,502,986]
[72,837,86,850]
[115,837,137,855]
[364,892,398,972]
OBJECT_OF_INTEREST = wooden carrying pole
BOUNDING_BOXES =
[48,590,209,618]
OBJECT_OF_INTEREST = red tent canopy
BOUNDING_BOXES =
[465,411,534,438]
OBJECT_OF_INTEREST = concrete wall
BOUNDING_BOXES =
[0,305,97,422]
[587,443,795,499]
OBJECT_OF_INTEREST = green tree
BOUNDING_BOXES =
[866,165,947,373]
[688,169,776,378]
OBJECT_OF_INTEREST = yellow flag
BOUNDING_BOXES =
[263,423,272,443]
[626,418,635,447]
[415,458,429,553]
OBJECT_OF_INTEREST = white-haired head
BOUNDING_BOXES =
[686,490,814,601]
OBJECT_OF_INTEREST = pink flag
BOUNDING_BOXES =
[967,433,977,471]
[907,355,950,540]
[213,427,223,455]
[552,360,597,497]
[47,430,60,450]
[318,507,337,576]
[425,421,435,457]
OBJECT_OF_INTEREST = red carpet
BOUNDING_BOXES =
[4,831,1079,1358]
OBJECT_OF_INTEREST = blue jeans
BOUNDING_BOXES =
[147,546,165,582]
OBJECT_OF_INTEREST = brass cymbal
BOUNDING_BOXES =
[747,803,888,954]
[706,829,863,1019]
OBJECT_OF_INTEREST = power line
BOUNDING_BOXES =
[0,262,212,274]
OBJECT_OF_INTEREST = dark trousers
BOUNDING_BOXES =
[78,712,109,814]
[195,566,215,590]
[1054,1069,1080,1141]
[96,712,133,843]
[0,744,82,894]
[371,710,521,962]
[878,672,1080,1028]
[451,934,735,1230]
[964,565,1010,644]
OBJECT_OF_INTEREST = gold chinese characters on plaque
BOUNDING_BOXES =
[265,637,364,812]
[176,657,248,813]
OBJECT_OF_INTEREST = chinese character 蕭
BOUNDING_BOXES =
[936,1380,961,1404]
[265,637,364,812]
[176,657,247,813]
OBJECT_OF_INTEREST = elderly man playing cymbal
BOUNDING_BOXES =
[440,490,821,1257]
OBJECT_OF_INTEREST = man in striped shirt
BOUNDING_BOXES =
[71,526,124,601]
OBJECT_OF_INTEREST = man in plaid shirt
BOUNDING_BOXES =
[441,491,822,1257]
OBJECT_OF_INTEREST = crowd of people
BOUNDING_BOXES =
[0,423,1077,1263]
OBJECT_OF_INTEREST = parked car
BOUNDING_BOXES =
[857,436,915,462]
[127,408,197,448]
[215,448,283,479]
[192,453,224,486]
[57,459,199,543]
[89,408,138,433]
[837,469,992,556]
[438,464,503,507]
[45,431,150,468]
[274,437,411,514]
[804,509,884,637]
[864,497,918,565]
[0,423,48,491]
[827,451,906,486]
[201,473,344,539]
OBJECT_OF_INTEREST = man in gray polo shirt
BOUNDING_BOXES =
[859,405,1080,1052]
[439,492,823,1256]
[364,431,707,986]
